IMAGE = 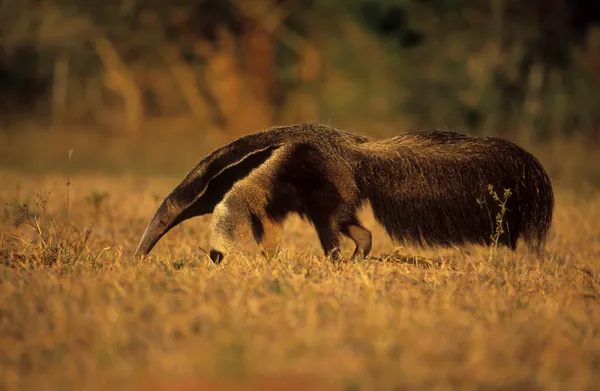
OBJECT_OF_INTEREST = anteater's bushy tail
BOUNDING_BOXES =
[520,154,555,252]
[353,131,555,252]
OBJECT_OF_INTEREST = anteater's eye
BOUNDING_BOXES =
[159,216,169,227]
[166,198,177,214]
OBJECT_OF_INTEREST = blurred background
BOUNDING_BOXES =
[0,0,599,186]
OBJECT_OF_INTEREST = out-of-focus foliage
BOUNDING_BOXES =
[1,0,599,143]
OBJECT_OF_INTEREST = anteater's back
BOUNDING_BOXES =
[353,130,554,251]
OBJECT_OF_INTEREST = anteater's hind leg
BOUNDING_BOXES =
[313,217,372,261]
[341,222,372,259]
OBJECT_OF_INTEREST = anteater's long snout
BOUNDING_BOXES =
[133,199,176,258]
[133,218,162,258]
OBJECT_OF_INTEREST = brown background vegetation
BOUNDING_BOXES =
[1,0,600,178]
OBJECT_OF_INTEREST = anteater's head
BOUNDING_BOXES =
[133,143,283,261]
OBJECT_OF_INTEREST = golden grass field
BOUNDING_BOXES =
[1,164,600,391]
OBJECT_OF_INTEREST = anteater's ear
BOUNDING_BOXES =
[175,144,283,219]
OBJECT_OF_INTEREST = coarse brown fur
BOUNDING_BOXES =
[134,123,554,263]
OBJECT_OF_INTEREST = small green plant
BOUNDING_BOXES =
[486,184,512,262]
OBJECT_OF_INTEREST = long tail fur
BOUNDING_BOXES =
[354,130,554,251]
[519,152,555,251]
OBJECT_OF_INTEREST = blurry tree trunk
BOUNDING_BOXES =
[93,34,143,135]
[295,42,321,121]
[492,0,514,136]
[51,52,69,131]
[492,0,505,50]
[283,19,323,123]
[85,76,109,127]
[573,28,600,145]
[160,44,227,130]
[496,51,534,136]
[238,0,276,123]
[159,45,209,122]
[522,62,550,142]
[195,27,273,139]
[233,0,327,124]
[195,69,228,130]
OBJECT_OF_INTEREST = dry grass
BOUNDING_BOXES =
[1,168,600,391]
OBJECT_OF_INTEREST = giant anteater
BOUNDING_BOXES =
[134,123,554,263]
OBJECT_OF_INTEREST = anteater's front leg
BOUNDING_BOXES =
[313,219,343,261]
[249,213,283,259]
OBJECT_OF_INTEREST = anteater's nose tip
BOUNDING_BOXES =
[209,249,224,264]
